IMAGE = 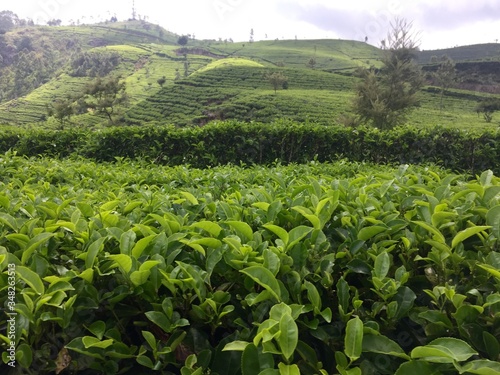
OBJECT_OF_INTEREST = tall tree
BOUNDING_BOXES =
[47,98,75,129]
[434,55,456,111]
[0,11,18,34]
[353,18,423,129]
[83,76,128,123]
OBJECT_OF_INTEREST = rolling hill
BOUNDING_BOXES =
[0,20,499,130]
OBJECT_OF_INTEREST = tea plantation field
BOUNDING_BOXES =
[1,154,500,374]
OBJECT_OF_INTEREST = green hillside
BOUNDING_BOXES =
[0,20,499,129]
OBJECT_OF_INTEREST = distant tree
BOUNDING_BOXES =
[47,19,62,26]
[0,10,18,34]
[265,71,288,94]
[250,28,254,43]
[157,76,166,87]
[353,18,423,129]
[69,51,121,77]
[177,35,189,46]
[46,98,75,128]
[183,61,190,77]
[83,76,128,123]
[307,57,317,69]
[475,98,500,123]
[435,55,456,111]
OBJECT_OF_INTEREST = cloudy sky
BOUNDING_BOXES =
[6,0,500,50]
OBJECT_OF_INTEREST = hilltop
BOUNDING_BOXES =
[0,19,499,129]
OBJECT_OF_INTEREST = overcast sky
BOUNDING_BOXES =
[6,0,500,50]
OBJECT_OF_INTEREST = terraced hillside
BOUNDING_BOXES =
[0,20,499,130]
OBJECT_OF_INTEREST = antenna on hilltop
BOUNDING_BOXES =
[132,0,137,20]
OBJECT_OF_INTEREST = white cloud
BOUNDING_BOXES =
[6,0,500,49]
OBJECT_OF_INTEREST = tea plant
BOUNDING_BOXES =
[0,154,499,374]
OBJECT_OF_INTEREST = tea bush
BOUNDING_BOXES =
[1,154,500,374]
[0,120,499,173]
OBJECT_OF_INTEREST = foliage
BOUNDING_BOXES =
[0,120,499,173]
[353,19,423,129]
[475,98,500,123]
[46,99,76,129]
[69,51,121,78]
[177,35,189,46]
[0,153,500,374]
[0,10,18,34]
[265,71,288,94]
[83,76,129,123]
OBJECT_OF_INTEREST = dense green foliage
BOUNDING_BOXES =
[0,120,499,173]
[1,154,500,374]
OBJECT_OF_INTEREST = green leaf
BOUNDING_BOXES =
[120,230,136,255]
[108,254,133,273]
[82,336,113,349]
[459,359,500,375]
[373,252,390,279]
[394,286,417,320]
[240,266,281,302]
[278,313,298,361]
[100,200,121,212]
[292,206,321,229]
[0,194,10,210]
[223,341,251,351]
[357,226,386,241]
[139,260,160,272]
[418,310,453,328]
[287,225,313,249]
[337,277,350,314]
[345,316,363,362]
[362,334,410,359]
[16,343,33,368]
[85,237,106,269]
[180,191,199,205]
[263,224,289,246]
[412,221,445,243]
[483,331,500,360]
[263,248,280,276]
[278,362,300,375]
[142,331,157,351]
[486,205,500,238]
[131,235,156,258]
[145,311,171,333]
[21,233,55,264]
[395,361,438,375]
[17,266,45,294]
[304,280,322,311]
[78,268,94,283]
[478,264,500,280]
[137,355,155,369]
[226,221,253,242]
[86,321,106,340]
[451,226,491,249]
[191,221,223,237]
[241,343,274,375]
[130,270,151,286]
[411,338,477,363]
[480,170,494,186]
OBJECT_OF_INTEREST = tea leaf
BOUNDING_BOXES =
[345,316,363,362]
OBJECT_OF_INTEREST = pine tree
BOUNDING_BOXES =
[353,18,423,129]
